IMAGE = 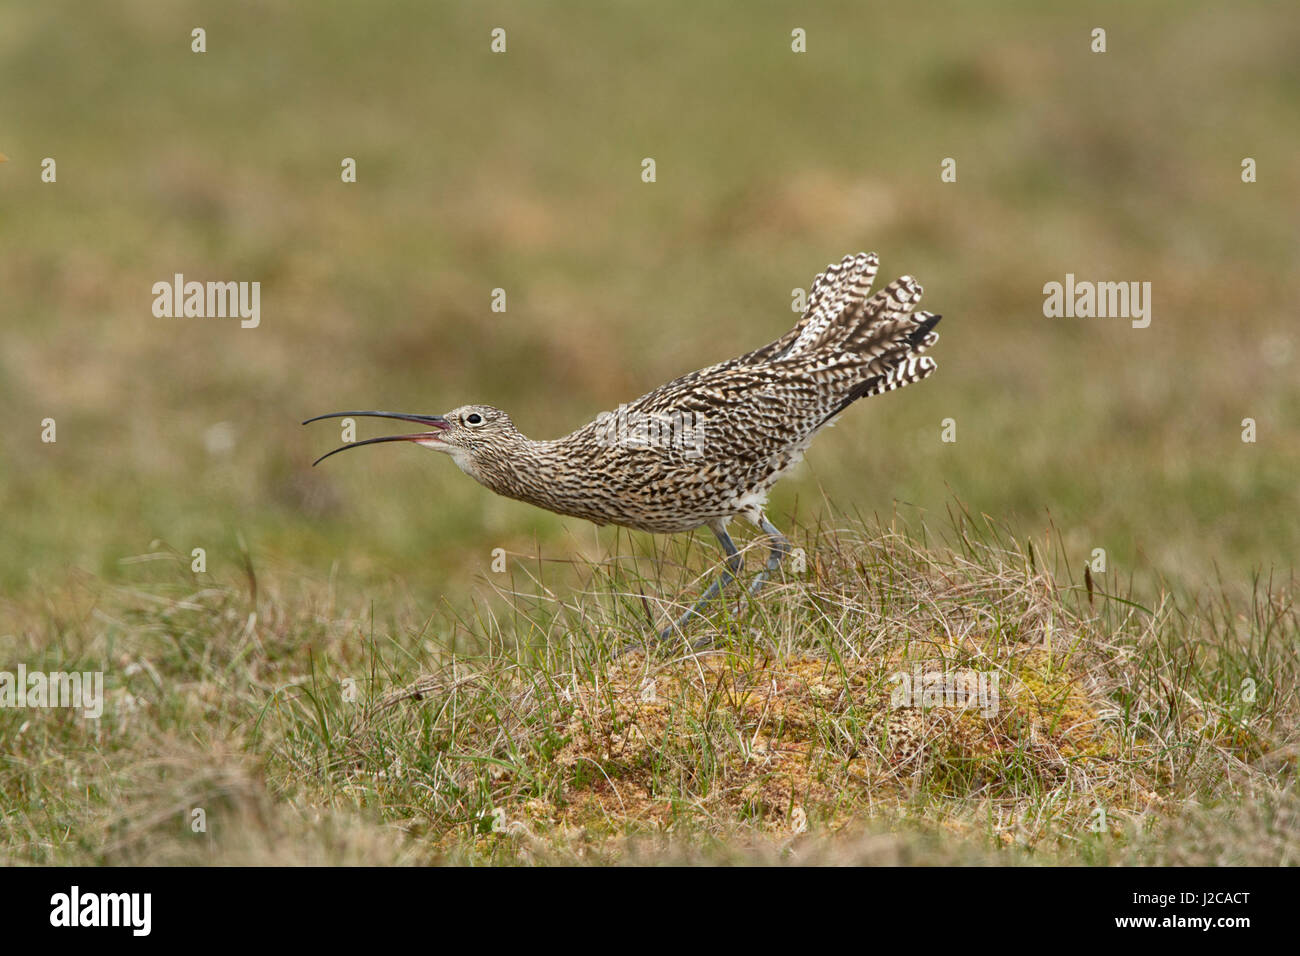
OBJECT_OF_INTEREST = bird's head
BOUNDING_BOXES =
[303,404,520,474]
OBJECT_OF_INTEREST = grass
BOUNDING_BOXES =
[3,506,1295,865]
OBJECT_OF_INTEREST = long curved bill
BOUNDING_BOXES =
[302,410,451,466]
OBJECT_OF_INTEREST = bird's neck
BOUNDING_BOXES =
[461,434,561,509]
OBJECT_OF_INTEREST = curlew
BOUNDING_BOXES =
[305,253,941,647]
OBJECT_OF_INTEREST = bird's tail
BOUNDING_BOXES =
[778,252,940,353]
[783,253,941,421]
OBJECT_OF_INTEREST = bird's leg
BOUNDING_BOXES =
[746,513,791,595]
[654,521,743,644]
[624,519,785,654]
[684,517,789,651]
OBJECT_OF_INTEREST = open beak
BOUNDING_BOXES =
[302,410,452,466]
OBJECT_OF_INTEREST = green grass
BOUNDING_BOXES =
[2,1,1298,601]
[2,509,1295,865]
[1,0,1298,864]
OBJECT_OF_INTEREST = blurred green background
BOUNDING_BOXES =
[2,0,1297,607]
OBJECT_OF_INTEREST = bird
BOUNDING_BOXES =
[305,252,941,648]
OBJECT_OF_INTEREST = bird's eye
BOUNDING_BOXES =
[465,413,484,426]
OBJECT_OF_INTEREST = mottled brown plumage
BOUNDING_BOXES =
[306,253,941,644]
